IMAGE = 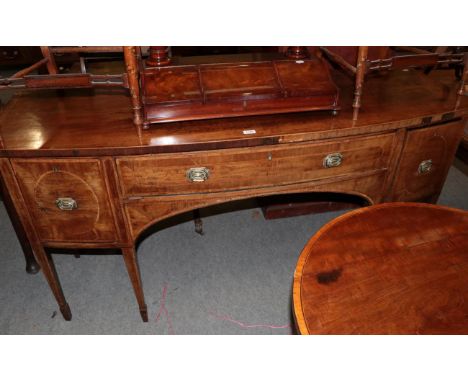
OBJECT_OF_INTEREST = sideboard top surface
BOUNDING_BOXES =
[0,70,466,157]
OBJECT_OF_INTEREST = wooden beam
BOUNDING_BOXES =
[50,46,123,54]
[11,58,49,79]
[393,46,432,54]
[40,46,58,74]
[320,47,357,76]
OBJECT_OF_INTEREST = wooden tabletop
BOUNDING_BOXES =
[293,202,468,334]
[1,70,467,157]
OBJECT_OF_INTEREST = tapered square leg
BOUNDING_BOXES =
[60,303,72,321]
[0,159,71,321]
[140,307,148,322]
[36,249,73,321]
[122,247,148,322]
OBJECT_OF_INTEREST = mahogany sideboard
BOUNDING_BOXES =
[0,69,466,322]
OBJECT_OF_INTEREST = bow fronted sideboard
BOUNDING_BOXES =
[0,58,466,321]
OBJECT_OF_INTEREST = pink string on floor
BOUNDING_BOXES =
[208,310,291,331]
[155,283,175,335]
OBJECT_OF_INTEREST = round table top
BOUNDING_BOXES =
[293,202,468,334]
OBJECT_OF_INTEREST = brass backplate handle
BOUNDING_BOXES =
[55,197,78,211]
[418,159,433,174]
[186,167,210,182]
[323,153,343,168]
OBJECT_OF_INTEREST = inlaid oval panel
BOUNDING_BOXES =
[12,159,117,243]
[392,121,464,201]
[34,170,100,237]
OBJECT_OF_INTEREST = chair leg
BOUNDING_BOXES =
[122,247,148,322]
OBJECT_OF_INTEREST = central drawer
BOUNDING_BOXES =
[116,133,396,197]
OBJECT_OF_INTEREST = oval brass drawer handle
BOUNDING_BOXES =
[418,159,433,174]
[186,167,210,182]
[323,153,343,168]
[55,197,78,211]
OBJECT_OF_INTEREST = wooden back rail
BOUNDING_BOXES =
[321,46,465,73]
[1,46,329,129]
[0,46,144,127]
[320,46,468,120]
[367,53,464,72]
[0,46,129,90]
[1,46,465,129]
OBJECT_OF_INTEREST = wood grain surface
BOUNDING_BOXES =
[0,70,466,158]
[293,203,468,334]
[141,58,339,123]
[11,158,118,243]
[116,133,395,197]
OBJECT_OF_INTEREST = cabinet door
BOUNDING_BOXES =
[12,159,117,243]
[392,121,464,202]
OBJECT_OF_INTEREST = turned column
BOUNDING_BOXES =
[146,46,171,67]
[455,52,468,109]
[40,46,58,74]
[123,46,144,127]
[285,46,309,60]
[353,46,368,121]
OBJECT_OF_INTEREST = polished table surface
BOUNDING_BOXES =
[293,202,468,334]
[1,71,467,157]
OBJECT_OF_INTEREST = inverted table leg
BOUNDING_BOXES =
[122,247,148,322]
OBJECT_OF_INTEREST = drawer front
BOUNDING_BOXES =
[392,121,464,201]
[12,159,117,243]
[124,172,388,240]
[117,133,396,197]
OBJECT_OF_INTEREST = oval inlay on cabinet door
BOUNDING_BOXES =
[12,159,117,243]
[392,121,464,201]
[34,170,101,237]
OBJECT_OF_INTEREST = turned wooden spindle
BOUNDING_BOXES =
[285,46,309,60]
[146,46,171,67]
[40,46,59,74]
[123,46,144,127]
[353,46,369,121]
[455,52,468,110]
